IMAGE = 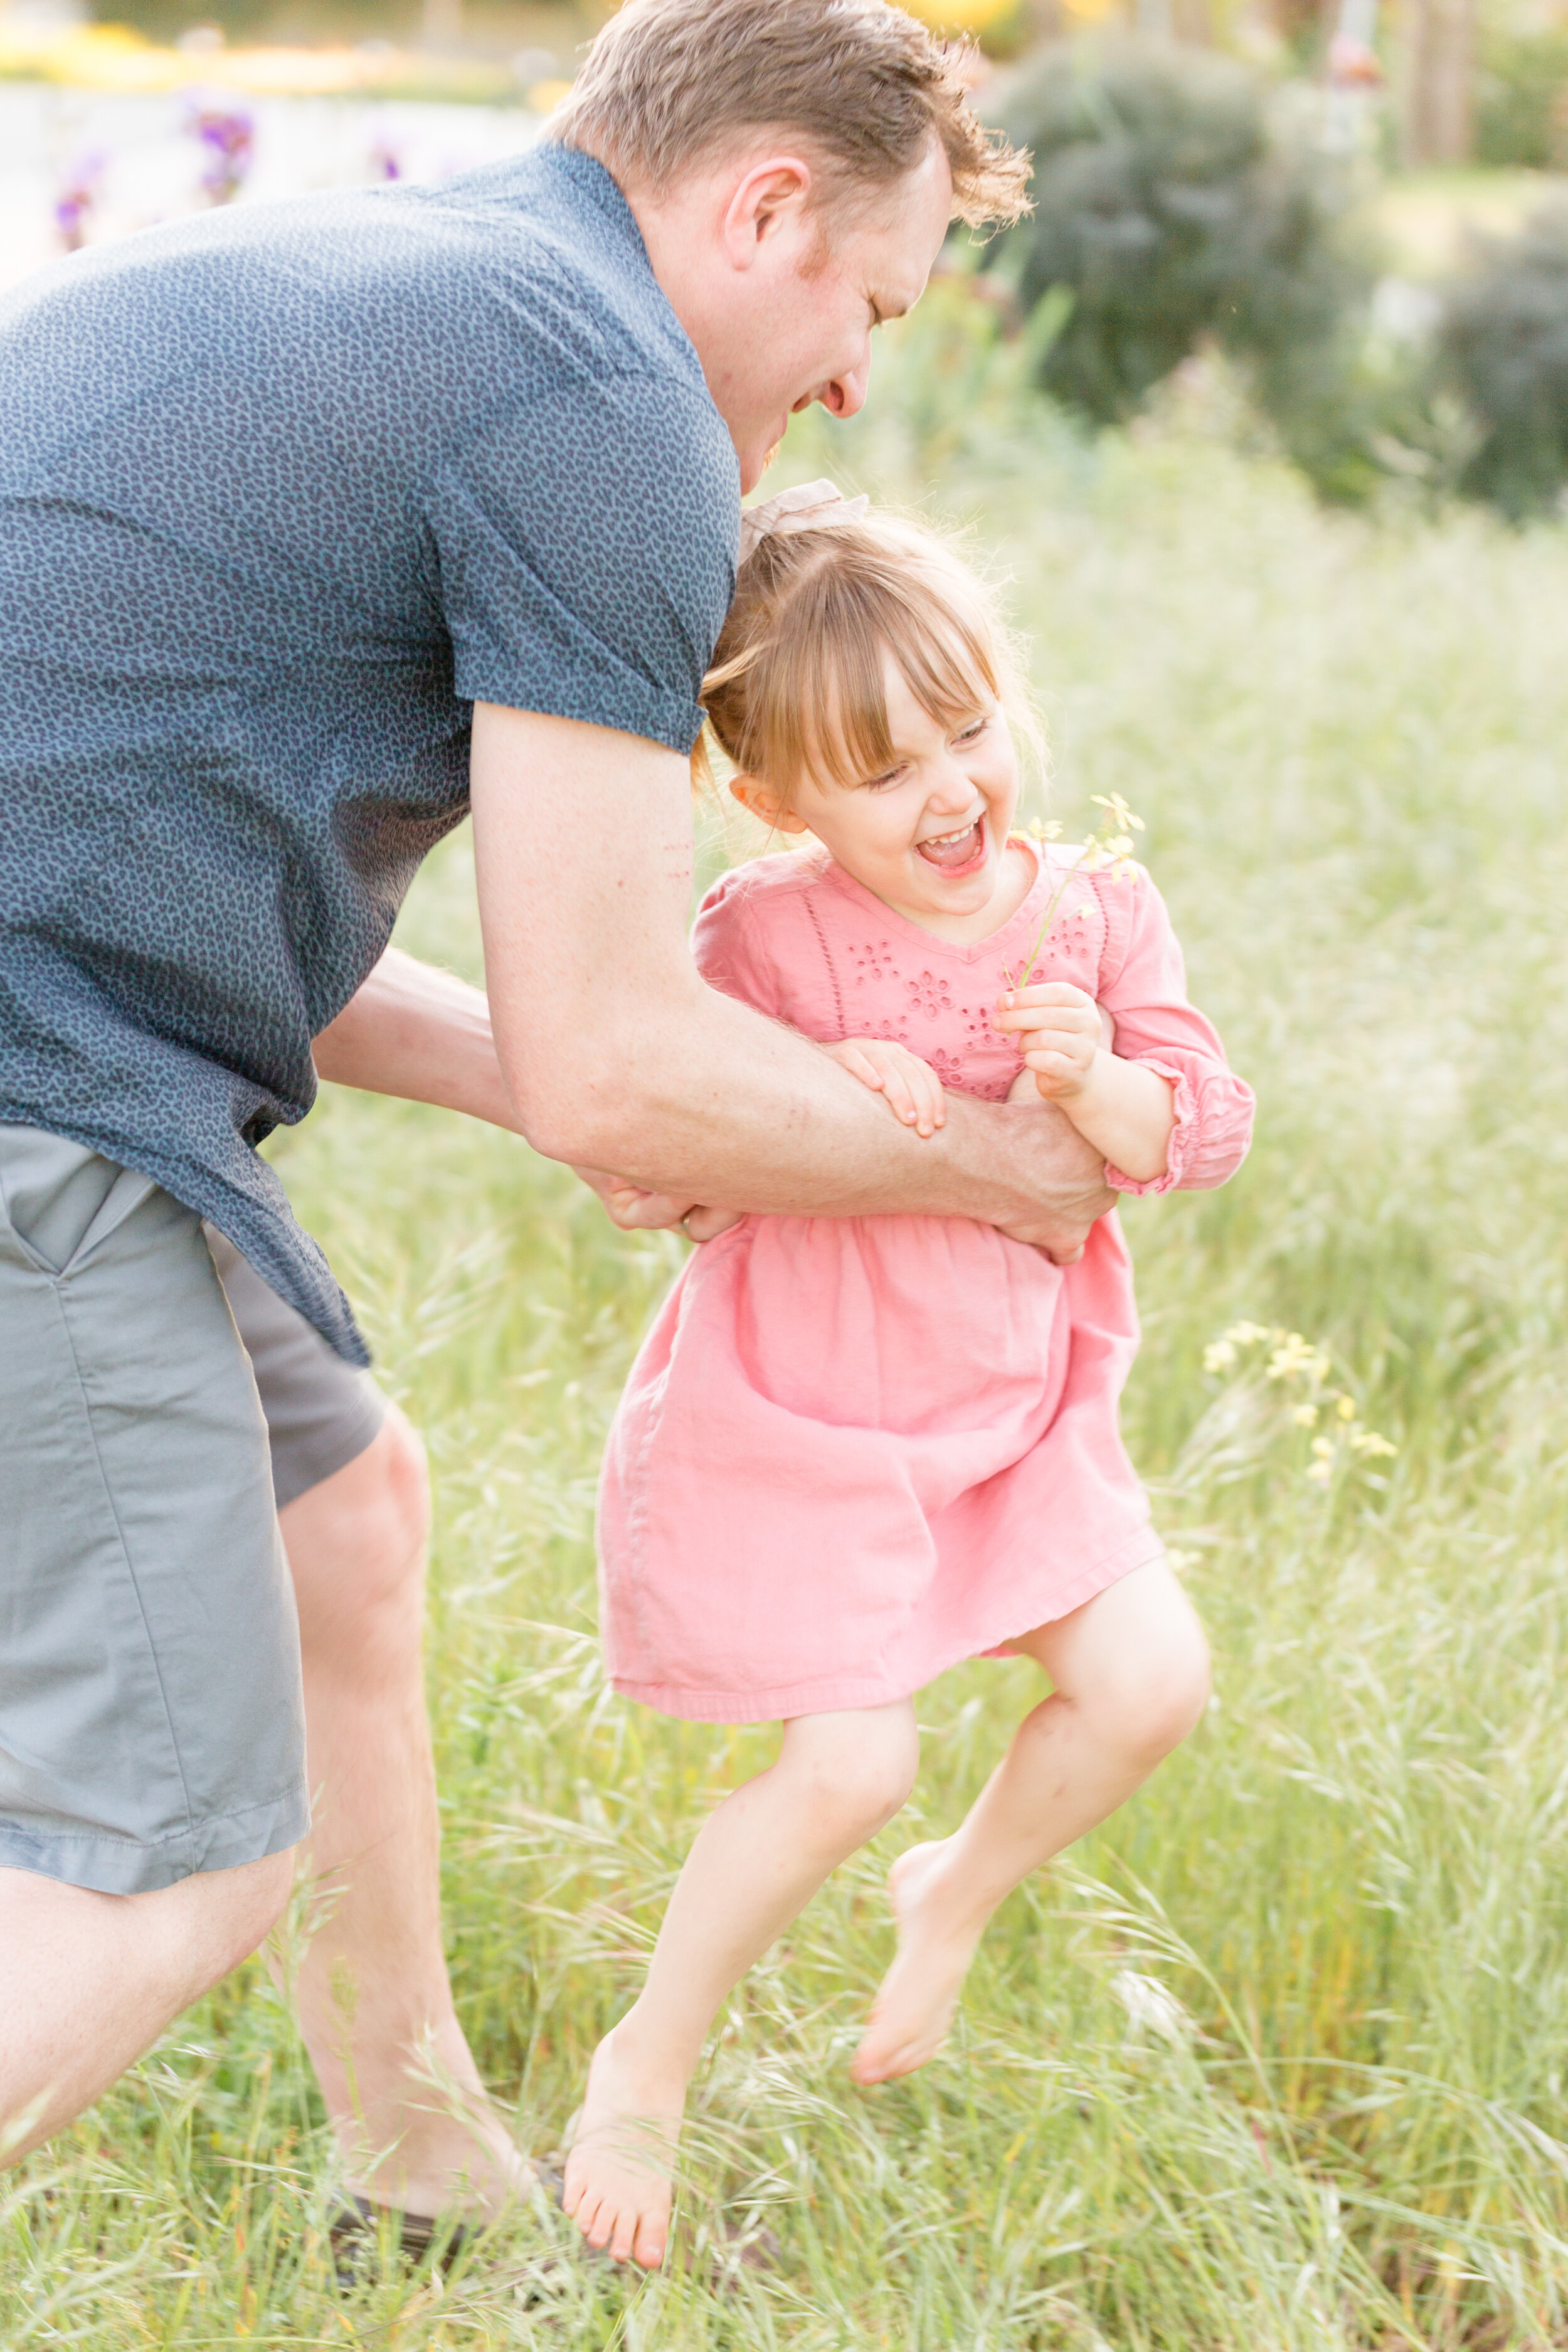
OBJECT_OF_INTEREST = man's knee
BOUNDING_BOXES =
[140,1843,297,1992]
[352,1402,432,1571]
[283,1406,430,1651]
[216,1845,297,1973]
[359,1405,431,1586]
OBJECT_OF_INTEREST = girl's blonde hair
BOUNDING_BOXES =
[699,511,1042,805]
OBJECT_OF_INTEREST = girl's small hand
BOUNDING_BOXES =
[829,1037,946,1138]
[996,982,1103,1101]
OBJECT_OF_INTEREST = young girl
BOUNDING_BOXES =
[563,487,1254,2269]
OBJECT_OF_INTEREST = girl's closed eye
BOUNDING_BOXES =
[865,718,983,792]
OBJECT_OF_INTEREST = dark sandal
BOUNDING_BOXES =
[327,2193,472,2287]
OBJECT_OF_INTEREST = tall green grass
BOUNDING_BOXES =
[5,376,1567,2345]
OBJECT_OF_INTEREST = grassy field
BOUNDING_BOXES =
[5,378,1568,2347]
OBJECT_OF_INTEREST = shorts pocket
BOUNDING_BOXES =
[0,1125,156,1277]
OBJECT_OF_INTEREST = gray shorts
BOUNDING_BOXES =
[0,1125,386,1895]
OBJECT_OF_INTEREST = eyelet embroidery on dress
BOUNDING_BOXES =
[921,1044,969,1086]
[802,880,1110,1094]
[906,970,955,1021]
[849,940,900,989]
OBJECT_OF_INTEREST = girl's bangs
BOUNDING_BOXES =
[796,573,1003,793]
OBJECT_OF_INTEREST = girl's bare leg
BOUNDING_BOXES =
[563,1701,919,2267]
[851,1559,1210,2085]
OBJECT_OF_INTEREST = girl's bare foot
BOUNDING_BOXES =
[560,2026,685,2268]
[850,1841,988,2085]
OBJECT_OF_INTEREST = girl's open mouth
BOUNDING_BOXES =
[916,818,987,875]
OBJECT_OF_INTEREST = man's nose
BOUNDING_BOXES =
[797,345,872,422]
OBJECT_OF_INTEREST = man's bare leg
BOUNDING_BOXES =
[0,1850,294,2164]
[278,1407,529,2218]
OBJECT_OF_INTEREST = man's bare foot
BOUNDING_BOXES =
[344,2101,535,2225]
[850,1841,988,2085]
[561,2025,686,2268]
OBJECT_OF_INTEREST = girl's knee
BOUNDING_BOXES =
[785,1708,919,1845]
[1045,1565,1210,1767]
[1101,1609,1210,1764]
[1142,1631,1210,1756]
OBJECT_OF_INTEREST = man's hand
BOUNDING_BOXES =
[991,1095,1115,1261]
[828,1039,946,1138]
[572,1167,743,1241]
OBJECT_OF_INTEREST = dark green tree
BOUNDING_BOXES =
[1439,204,1568,519]
[985,40,1387,499]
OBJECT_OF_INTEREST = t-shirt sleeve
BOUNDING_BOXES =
[425,373,739,755]
[1094,865,1256,1195]
[691,867,787,1020]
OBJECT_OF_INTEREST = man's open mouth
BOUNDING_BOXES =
[916,818,986,873]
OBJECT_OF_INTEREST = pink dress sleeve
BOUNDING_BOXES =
[1093,867,1255,1196]
[690,866,787,1020]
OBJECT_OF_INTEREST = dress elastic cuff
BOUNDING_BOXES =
[1104,1060,1197,1196]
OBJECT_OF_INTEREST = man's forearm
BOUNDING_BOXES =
[313,946,1111,1246]
[312,949,523,1133]
[549,967,1111,1236]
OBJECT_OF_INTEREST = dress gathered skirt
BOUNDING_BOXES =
[599,1206,1163,1720]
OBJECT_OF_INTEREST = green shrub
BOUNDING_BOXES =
[1475,29,1568,170]
[992,54,1363,395]
[1439,201,1568,516]
[983,39,1399,499]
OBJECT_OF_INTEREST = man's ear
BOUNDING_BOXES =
[729,774,809,834]
[721,156,814,268]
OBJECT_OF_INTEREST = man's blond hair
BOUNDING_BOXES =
[551,0,1031,230]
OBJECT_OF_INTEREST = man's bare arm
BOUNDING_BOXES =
[312,946,522,1130]
[467,704,1114,1251]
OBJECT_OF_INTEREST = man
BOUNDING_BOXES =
[0,0,1108,2243]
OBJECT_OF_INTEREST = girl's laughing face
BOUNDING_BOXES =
[733,652,1022,941]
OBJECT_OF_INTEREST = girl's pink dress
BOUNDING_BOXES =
[598,840,1254,1724]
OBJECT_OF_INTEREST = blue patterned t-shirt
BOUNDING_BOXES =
[0,142,738,1360]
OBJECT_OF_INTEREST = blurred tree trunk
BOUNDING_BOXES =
[1399,0,1475,162]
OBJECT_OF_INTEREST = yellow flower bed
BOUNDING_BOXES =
[903,0,1019,26]
[0,19,546,102]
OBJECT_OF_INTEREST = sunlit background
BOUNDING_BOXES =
[4,1,1568,2344]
